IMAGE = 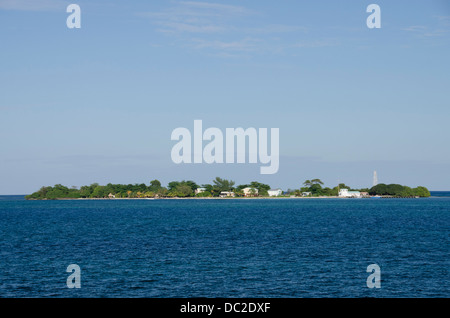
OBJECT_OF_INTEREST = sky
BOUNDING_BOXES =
[1,0,450,194]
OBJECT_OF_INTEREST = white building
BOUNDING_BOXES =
[195,187,206,195]
[268,189,282,197]
[339,189,361,198]
[243,187,258,197]
[220,191,235,198]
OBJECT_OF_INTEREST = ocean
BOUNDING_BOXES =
[0,195,448,298]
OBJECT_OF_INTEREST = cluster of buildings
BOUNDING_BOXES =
[338,189,369,198]
[299,189,369,198]
[195,187,283,198]
[194,187,370,198]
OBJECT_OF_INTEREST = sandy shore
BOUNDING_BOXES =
[46,196,352,200]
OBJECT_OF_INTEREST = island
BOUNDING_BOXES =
[25,177,431,200]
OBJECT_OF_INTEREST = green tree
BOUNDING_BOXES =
[369,183,388,195]
[175,184,193,197]
[104,183,115,196]
[311,179,324,185]
[301,179,324,196]
[149,179,162,192]
[235,184,250,192]
[322,187,337,196]
[79,185,92,198]
[413,186,431,197]
[398,186,414,197]
[338,183,351,190]
[183,180,199,192]
[369,183,430,197]
[202,184,221,197]
[91,185,107,198]
[212,177,235,192]
[249,181,271,196]
[310,183,324,196]
[45,184,70,199]
[386,184,405,196]
[202,184,214,192]
[168,181,180,191]
[196,190,212,197]
[167,180,198,197]
[300,187,310,193]
[26,186,50,199]
[157,187,168,197]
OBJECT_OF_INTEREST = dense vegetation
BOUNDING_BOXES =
[295,179,368,197]
[296,179,430,198]
[25,177,258,199]
[369,183,430,197]
[25,177,430,199]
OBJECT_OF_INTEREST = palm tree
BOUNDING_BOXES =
[303,180,312,187]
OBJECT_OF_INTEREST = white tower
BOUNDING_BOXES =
[373,171,378,187]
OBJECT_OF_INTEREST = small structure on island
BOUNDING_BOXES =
[243,187,258,197]
[220,191,235,198]
[302,192,312,197]
[339,189,361,198]
[268,189,282,197]
[195,188,206,195]
[108,193,115,199]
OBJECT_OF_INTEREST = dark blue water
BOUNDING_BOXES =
[0,197,448,298]
[431,191,450,197]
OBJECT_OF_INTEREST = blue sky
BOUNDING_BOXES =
[1,0,450,194]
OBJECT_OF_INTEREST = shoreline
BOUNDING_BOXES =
[25,196,426,201]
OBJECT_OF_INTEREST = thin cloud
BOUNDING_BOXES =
[177,1,250,15]
[402,25,428,32]
[402,25,448,37]
[402,16,450,38]
[191,38,260,51]
[291,39,339,49]
[138,1,253,34]
[245,24,308,34]
[0,0,68,11]
[422,29,449,37]
[437,15,450,25]
[139,1,313,57]
[157,22,226,34]
[139,1,304,35]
